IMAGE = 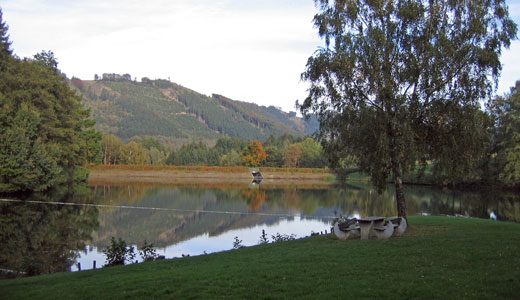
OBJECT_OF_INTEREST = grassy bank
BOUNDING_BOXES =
[1,216,519,299]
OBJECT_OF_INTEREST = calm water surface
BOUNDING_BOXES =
[1,180,519,274]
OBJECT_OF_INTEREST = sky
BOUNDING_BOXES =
[1,0,519,113]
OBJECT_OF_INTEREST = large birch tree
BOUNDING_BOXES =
[299,0,517,217]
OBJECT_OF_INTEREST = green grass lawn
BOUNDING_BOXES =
[1,216,519,299]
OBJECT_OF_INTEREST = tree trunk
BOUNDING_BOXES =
[389,131,407,219]
[394,175,407,219]
[103,145,107,165]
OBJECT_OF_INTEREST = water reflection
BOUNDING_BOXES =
[88,185,335,250]
[0,186,99,276]
[403,185,520,222]
[1,181,519,275]
[83,184,520,261]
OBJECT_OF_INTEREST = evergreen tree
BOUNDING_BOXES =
[33,50,58,70]
[0,8,13,71]
[0,17,100,192]
[0,106,62,192]
[80,126,103,164]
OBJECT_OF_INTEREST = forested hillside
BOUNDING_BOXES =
[71,76,318,146]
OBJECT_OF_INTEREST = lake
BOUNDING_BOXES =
[1,180,519,275]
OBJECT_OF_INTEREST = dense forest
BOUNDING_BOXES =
[71,75,319,147]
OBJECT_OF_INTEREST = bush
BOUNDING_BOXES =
[258,229,269,244]
[233,236,243,249]
[271,233,296,243]
[103,237,136,266]
[138,240,158,262]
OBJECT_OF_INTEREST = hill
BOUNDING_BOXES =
[70,76,318,146]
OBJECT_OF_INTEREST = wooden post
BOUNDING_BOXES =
[77,263,81,271]
[93,260,96,269]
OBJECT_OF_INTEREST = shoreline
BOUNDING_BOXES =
[87,166,335,186]
[2,217,519,298]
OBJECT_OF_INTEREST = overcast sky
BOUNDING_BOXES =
[2,0,519,113]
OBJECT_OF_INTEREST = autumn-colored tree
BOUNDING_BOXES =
[241,140,267,167]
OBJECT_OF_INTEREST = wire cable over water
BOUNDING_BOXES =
[0,198,336,220]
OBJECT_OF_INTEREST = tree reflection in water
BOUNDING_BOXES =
[89,183,520,253]
[0,185,99,276]
[2,181,519,276]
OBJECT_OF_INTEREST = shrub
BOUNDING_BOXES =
[233,236,243,249]
[138,240,158,262]
[258,229,269,244]
[271,233,296,243]
[103,237,136,266]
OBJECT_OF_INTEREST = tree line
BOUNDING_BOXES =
[96,134,328,169]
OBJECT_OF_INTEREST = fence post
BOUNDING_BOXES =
[77,262,81,271]
[93,260,96,269]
